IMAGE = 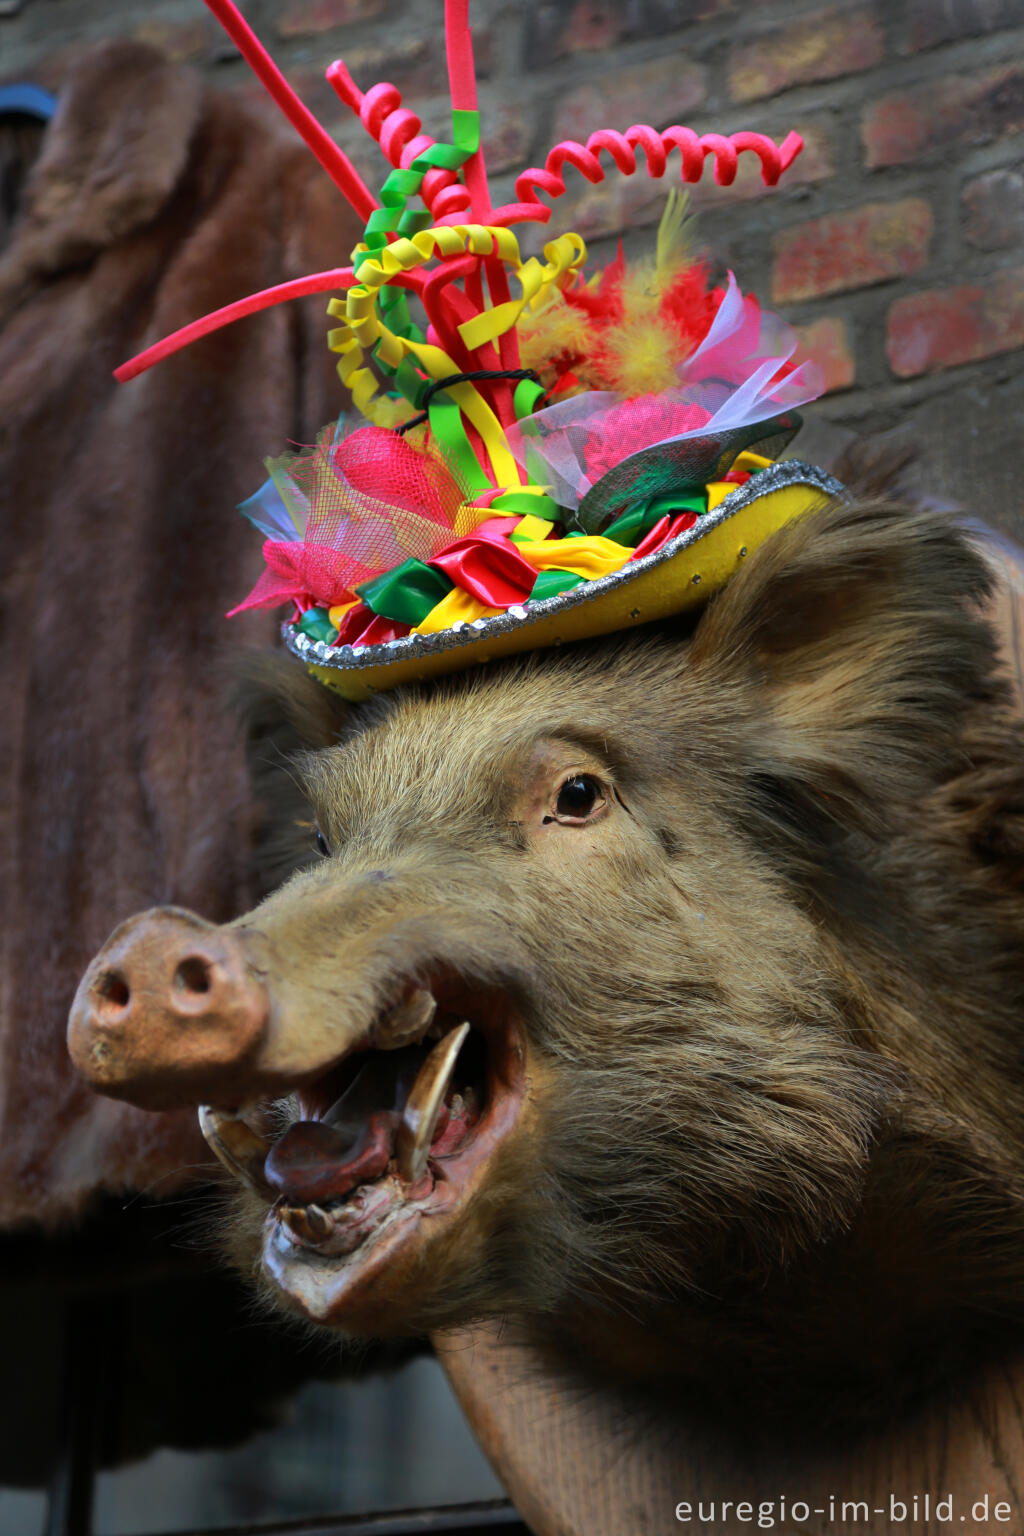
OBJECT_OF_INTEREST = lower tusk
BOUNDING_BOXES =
[395,1021,471,1186]
[199,1105,274,1201]
[280,1203,335,1245]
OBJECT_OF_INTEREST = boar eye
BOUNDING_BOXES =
[315,828,331,857]
[553,774,604,822]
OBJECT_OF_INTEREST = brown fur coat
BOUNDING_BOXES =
[0,41,359,1228]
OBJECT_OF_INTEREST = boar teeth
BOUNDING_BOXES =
[395,1022,471,1186]
[377,987,437,1049]
[280,1203,335,1245]
[199,1106,274,1202]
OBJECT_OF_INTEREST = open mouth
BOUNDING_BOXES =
[198,986,526,1327]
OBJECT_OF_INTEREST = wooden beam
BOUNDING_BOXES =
[438,1325,1024,1536]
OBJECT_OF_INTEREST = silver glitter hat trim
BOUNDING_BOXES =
[283,459,843,674]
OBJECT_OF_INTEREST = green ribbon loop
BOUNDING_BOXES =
[603,490,707,547]
[355,558,453,626]
[351,108,481,409]
[357,110,480,264]
[426,392,492,493]
[297,607,338,644]
[529,569,585,602]
[513,378,547,420]
[490,491,560,521]
[396,209,434,237]
[643,489,708,518]
[394,355,428,407]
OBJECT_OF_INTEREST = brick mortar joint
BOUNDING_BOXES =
[723,31,1024,118]
[815,348,1024,418]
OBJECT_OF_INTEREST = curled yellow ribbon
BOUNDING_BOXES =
[327,224,587,485]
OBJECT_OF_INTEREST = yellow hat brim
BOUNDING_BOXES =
[286,461,842,702]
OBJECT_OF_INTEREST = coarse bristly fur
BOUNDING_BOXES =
[224,488,1024,1428]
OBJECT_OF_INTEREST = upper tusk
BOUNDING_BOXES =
[395,1022,471,1186]
[199,1105,274,1201]
[377,987,437,1049]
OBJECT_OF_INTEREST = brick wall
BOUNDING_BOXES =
[3,0,1023,515]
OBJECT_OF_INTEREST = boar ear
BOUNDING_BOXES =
[231,653,349,893]
[689,498,1000,844]
[232,651,348,752]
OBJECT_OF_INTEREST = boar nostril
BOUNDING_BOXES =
[95,970,130,1012]
[174,956,212,996]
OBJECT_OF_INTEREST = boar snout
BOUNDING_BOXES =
[67,906,271,1112]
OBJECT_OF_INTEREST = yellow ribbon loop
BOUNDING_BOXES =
[327,224,588,472]
[458,234,588,351]
[515,535,632,582]
[412,587,502,635]
[330,289,518,472]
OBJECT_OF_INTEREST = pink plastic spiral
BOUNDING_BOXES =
[489,126,804,227]
[326,63,473,222]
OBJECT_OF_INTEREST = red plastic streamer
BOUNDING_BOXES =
[429,534,538,607]
[333,607,409,648]
[202,0,377,221]
[442,0,521,389]
[444,0,489,218]
[489,127,804,227]
[629,511,698,562]
[114,267,425,383]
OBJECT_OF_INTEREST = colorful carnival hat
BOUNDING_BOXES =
[116,0,842,701]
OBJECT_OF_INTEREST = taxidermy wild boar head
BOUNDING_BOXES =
[70,493,1024,1418]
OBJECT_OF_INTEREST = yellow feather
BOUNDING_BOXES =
[513,201,700,396]
[602,319,679,397]
[655,188,697,288]
[518,295,590,377]
[620,263,662,325]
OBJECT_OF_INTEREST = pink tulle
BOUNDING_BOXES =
[227,540,366,616]
[583,400,712,482]
[234,426,485,612]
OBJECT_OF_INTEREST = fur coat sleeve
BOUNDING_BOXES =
[0,40,361,1228]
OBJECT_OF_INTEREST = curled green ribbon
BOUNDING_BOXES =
[358,109,481,365]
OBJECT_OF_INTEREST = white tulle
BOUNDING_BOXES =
[507,272,824,511]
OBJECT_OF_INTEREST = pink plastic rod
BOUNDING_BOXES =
[442,0,520,379]
[202,0,377,221]
[444,0,490,221]
[114,268,366,382]
[444,0,479,111]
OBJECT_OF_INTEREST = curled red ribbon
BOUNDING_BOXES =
[629,511,699,563]
[429,533,538,607]
[333,603,409,648]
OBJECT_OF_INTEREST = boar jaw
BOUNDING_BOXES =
[209,987,531,1334]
